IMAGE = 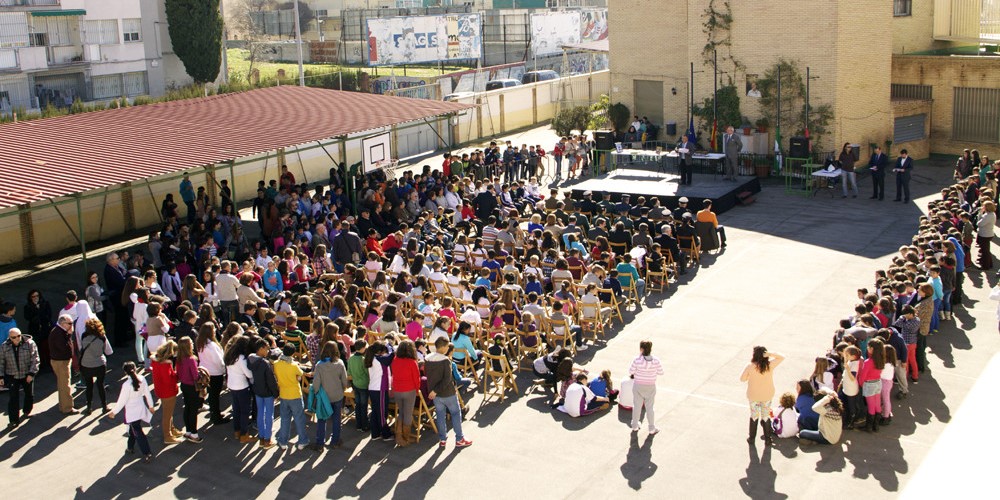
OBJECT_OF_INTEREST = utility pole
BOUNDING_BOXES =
[713,49,718,151]
[219,0,228,84]
[293,0,305,87]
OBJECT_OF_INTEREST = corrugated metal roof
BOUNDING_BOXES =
[0,85,472,209]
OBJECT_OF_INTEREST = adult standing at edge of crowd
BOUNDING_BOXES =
[103,252,128,348]
[180,173,196,224]
[722,126,743,181]
[839,143,859,198]
[48,314,78,415]
[628,340,663,435]
[740,346,784,446]
[893,149,913,203]
[0,328,40,429]
[869,146,888,200]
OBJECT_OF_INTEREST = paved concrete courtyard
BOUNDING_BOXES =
[0,136,997,498]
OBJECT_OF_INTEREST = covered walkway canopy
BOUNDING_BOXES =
[0,85,472,208]
[0,85,473,269]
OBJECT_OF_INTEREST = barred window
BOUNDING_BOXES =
[893,0,912,17]
[82,19,119,45]
[953,87,1000,144]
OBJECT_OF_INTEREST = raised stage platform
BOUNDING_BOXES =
[568,170,761,214]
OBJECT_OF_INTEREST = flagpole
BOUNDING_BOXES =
[774,65,782,174]
[713,50,718,152]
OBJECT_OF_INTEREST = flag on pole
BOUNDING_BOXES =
[804,126,811,153]
[687,117,696,143]
[710,120,718,151]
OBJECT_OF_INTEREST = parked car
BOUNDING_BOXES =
[443,92,475,102]
[521,70,560,84]
[485,79,521,91]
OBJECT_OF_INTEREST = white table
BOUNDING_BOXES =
[811,168,842,197]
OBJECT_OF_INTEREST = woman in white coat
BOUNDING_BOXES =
[108,361,155,463]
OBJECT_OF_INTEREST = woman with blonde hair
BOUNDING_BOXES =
[79,318,113,414]
[150,340,182,444]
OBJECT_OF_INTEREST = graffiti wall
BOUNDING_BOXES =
[366,14,482,66]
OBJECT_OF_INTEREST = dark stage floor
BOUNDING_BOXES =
[569,170,761,214]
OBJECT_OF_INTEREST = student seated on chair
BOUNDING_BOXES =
[550,300,587,351]
[564,373,610,417]
[696,199,727,248]
[487,334,512,372]
[615,255,646,298]
[451,321,481,365]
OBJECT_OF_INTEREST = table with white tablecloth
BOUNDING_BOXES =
[811,168,842,197]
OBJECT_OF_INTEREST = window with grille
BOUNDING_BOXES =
[893,0,912,16]
[953,88,1000,144]
[894,114,926,143]
[0,12,30,48]
[123,71,147,97]
[315,9,328,17]
[122,18,141,43]
[92,74,122,100]
[83,19,119,45]
[31,16,71,46]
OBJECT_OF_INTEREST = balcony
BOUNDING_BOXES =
[0,46,48,72]
[934,0,1000,43]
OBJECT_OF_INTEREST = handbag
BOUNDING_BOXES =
[862,379,882,397]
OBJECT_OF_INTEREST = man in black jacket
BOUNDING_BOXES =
[103,252,128,347]
[473,185,499,221]
[425,338,472,447]
[248,338,279,449]
[332,224,363,272]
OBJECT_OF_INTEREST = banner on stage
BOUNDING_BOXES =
[367,14,482,66]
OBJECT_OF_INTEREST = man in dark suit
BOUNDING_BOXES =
[868,146,888,200]
[893,149,913,203]
[722,126,743,181]
[103,252,128,347]
[677,135,693,185]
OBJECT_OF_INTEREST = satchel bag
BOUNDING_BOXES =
[862,379,882,397]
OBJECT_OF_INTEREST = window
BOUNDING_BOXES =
[91,74,122,100]
[31,16,71,46]
[893,0,912,17]
[123,71,147,97]
[0,12,30,48]
[122,18,141,43]
[315,9,328,17]
[82,19,119,45]
[891,84,932,101]
[894,114,926,143]
[953,87,1000,144]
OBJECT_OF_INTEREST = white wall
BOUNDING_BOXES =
[82,0,141,20]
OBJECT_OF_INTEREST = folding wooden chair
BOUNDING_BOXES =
[619,276,640,307]
[579,302,606,340]
[482,352,519,403]
[430,278,449,298]
[281,333,309,361]
[451,348,481,391]
[646,258,670,293]
[598,287,624,324]
[545,317,576,356]
[516,327,545,372]
[609,241,628,257]
[411,391,438,443]
[678,235,701,266]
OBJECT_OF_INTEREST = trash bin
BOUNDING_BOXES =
[665,121,677,136]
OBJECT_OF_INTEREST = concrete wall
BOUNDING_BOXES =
[449,71,610,144]
[891,54,1000,155]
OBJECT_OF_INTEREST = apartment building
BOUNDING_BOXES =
[0,0,191,113]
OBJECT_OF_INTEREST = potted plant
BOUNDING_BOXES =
[754,155,770,178]
[741,116,752,135]
[755,117,769,133]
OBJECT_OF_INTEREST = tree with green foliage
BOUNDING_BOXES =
[755,59,833,150]
[607,102,631,133]
[552,106,591,137]
[165,0,224,83]
[692,83,741,137]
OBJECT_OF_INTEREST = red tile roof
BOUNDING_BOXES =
[0,85,472,208]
